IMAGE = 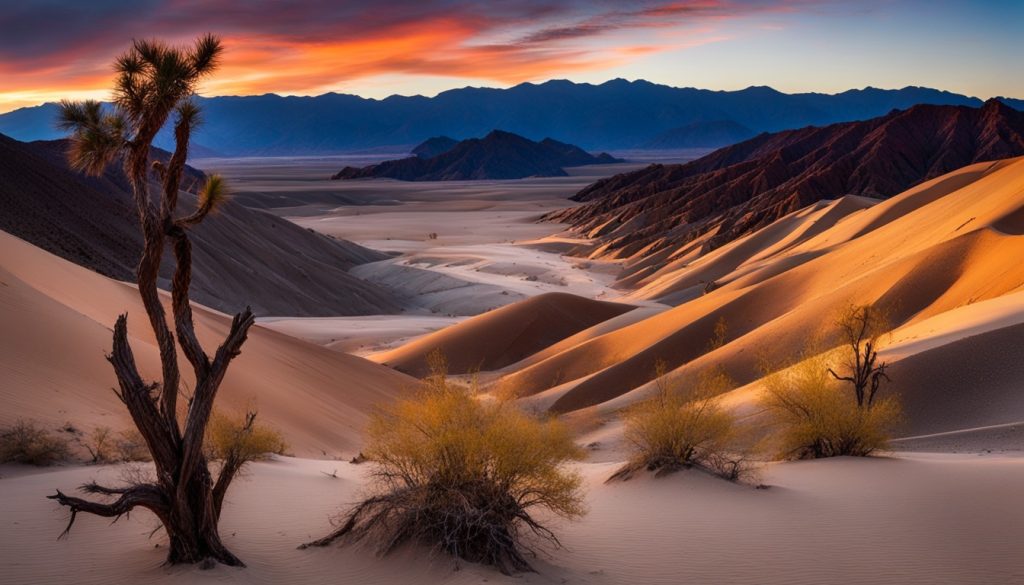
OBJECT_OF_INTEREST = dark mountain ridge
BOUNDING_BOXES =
[333,130,621,181]
[0,133,400,316]
[412,136,458,158]
[545,100,1024,279]
[2,81,1020,156]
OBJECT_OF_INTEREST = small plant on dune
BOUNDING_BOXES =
[760,304,901,459]
[302,351,586,574]
[112,429,152,462]
[80,426,153,463]
[83,426,115,463]
[205,410,287,462]
[828,304,891,408]
[612,362,752,482]
[707,316,729,351]
[0,420,72,466]
[203,410,287,512]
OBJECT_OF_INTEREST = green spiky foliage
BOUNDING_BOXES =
[49,36,260,569]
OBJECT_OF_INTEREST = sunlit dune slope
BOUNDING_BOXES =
[463,157,1024,434]
[370,292,635,376]
[0,231,414,456]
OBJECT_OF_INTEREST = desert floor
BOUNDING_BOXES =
[3,453,1022,585]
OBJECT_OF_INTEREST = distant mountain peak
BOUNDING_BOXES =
[335,131,622,181]
[411,136,458,159]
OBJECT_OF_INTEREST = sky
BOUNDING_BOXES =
[0,0,1021,113]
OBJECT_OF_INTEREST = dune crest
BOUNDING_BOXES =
[371,292,635,376]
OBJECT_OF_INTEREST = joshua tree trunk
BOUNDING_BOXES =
[49,36,252,568]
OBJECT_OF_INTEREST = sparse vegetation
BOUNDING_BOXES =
[83,426,114,463]
[302,352,586,574]
[112,429,151,462]
[204,410,286,512]
[707,316,729,351]
[760,305,901,459]
[761,352,901,459]
[205,410,287,463]
[829,304,891,407]
[613,362,752,482]
[0,420,71,466]
[205,411,287,462]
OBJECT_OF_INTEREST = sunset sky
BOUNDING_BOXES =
[0,0,1020,114]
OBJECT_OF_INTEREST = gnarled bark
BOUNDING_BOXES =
[50,36,252,569]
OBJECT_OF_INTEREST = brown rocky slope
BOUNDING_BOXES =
[545,100,1024,285]
[0,134,400,317]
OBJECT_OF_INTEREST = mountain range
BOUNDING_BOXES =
[545,99,1024,294]
[333,131,620,181]
[0,133,400,317]
[1,80,1021,156]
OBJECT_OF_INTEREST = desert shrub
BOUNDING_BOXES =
[83,426,115,463]
[707,316,729,351]
[205,410,287,463]
[302,356,586,574]
[761,352,901,459]
[0,420,71,465]
[614,364,751,481]
[113,428,152,462]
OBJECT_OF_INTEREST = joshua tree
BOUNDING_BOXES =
[828,304,890,408]
[47,35,256,568]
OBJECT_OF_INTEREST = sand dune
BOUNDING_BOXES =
[371,292,635,376]
[463,158,1024,436]
[885,322,1024,436]
[0,230,414,457]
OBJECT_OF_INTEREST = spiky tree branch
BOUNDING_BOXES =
[828,304,891,408]
[50,34,252,568]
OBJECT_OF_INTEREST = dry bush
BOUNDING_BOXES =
[491,376,526,403]
[613,363,752,482]
[302,354,586,574]
[760,352,902,459]
[202,410,287,515]
[707,316,729,351]
[829,304,891,407]
[83,426,115,463]
[205,410,287,463]
[113,429,152,462]
[0,420,71,466]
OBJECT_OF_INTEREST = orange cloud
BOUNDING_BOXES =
[0,1,803,112]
